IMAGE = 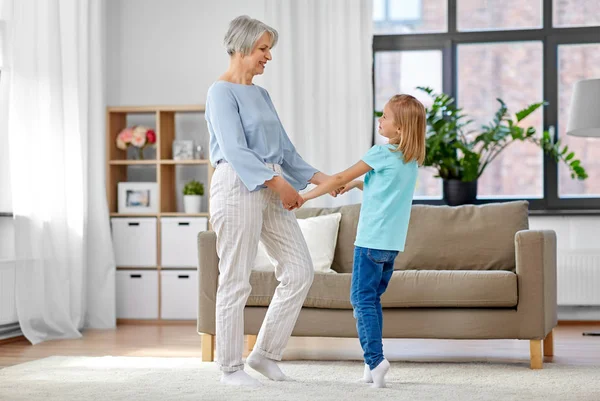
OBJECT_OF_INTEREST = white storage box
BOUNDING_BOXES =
[111,218,157,267]
[161,217,208,267]
[116,270,158,319]
[160,270,198,320]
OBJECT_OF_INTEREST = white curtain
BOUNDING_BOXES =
[262,0,374,207]
[1,0,115,344]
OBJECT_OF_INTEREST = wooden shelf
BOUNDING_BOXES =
[107,105,206,113]
[108,160,209,165]
[160,213,209,217]
[110,213,159,217]
[107,103,212,322]
[160,159,209,165]
[109,160,157,165]
[110,213,209,218]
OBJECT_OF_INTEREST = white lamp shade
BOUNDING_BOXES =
[566,78,600,137]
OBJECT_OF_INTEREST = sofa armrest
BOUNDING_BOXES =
[515,229,557,338]
[197,231,219,335]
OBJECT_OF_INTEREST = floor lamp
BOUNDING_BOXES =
[565,78,600,337]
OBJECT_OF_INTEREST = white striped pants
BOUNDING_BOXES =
[209,163,314,372]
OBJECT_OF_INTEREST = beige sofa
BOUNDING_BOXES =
[197,201,557,369]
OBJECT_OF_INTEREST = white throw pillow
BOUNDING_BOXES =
[252,213,342,274]
[253,241,275,272]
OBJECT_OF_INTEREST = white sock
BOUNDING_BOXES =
[220,370,262,387]
[359,364,373,383]
[247,351,290,381]
[370,359,390,388]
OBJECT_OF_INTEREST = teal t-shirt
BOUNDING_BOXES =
[354,144,418,252]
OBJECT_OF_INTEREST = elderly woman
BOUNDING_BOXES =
[205,16,332,387]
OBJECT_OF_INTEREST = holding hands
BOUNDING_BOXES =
[281,186,304,211]
[298,162,372,207]
[270,172,364,211]
[338,180,363,195]
[299,179,363,206]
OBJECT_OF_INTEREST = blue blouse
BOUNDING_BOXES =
[205,81,318,191]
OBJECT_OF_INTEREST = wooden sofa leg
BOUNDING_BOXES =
[530,340,543,369]
[543,329,554,357]
[201,334,215,362]
[246,335,257,354]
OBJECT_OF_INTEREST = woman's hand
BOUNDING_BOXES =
[265,175,304,210]
[280,185,304,210]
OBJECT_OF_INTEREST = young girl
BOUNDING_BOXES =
[301,94,426,388]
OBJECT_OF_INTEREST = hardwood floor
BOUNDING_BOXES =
[1,322,599,369]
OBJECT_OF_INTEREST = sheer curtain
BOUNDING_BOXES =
[262,0,374,207]
[1,0,115,344]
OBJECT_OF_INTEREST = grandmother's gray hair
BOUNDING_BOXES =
[224,15,278,56]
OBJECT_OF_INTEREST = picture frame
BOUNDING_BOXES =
[118,182,159,213]
[172,139,194,160]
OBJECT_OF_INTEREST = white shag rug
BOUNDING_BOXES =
[1,356,599,401]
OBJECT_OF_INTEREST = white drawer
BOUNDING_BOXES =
[160,270,198,320]
[111,218,157,267]
[116,270,158,319]
[160,217,207,267]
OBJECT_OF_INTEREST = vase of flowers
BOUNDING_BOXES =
[183,180,204,214]
[116,126,157,160]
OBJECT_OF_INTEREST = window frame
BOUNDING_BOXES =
[373,0,600,211]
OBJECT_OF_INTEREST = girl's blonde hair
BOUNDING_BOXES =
[387,94,426,165]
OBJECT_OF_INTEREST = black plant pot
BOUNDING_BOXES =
[443,179,478,206]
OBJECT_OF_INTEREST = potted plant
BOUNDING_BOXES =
[183,180,204,213]
[415,87,588,206]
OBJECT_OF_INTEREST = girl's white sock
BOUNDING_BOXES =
[360,364,373,383]
[370,359,390,388]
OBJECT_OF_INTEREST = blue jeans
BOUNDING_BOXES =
[350,246,398,370]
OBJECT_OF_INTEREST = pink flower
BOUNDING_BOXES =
[116,138,127,150]
[117,127,133,144]
[131,126,148,148]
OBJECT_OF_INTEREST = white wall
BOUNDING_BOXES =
[529,216,600,251]
[529,215,600,319]
[107,0,265,106]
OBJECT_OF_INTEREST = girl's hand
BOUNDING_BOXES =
[339,180,361,194]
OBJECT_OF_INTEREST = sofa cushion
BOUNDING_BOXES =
[253,213,342,274]
[295,204,359,273]
[295,201,529,273]
[396,201,529,272]
[247,270,518,309]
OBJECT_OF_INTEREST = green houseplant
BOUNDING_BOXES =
[415,87,588,205]
[183,180,204,213]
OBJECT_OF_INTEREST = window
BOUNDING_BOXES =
[553,0,600,28]
[373,0,447,35]
[557,43,600,197]
[457,41,543,198]
[374,50,443,198]
[457,0,542,32]
[373,0,600,209]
